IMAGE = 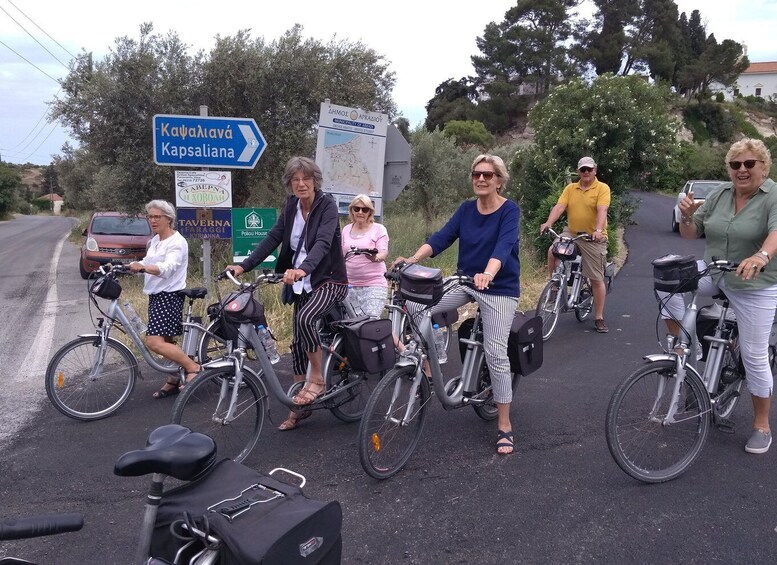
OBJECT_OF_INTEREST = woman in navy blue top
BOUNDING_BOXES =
[395,154,521,454]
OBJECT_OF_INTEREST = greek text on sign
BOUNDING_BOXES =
[175,171,232,208]
[153,114,267,169]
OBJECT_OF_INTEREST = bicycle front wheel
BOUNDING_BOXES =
[172,366,267,463]
[536,280,561,341]
[358,366,431,480]
[574,278,593,322]
[45,336,137,421]
[605,360,710,484]
[324,339,379,423]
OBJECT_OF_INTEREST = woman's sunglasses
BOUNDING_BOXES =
[351,206,372,213]
[729,160,763,170]
[471,171,497,180]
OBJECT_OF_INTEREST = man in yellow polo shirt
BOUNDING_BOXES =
[540,156,611,333]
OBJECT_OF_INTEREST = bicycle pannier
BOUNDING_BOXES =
[399,264,443,305]
[341,317,395,374]
[552,240,577,260]
[90,274,121,300]
[507,312,543,375]
[652,254,698,293]
[222,290,267,326]
[151,458,343,565]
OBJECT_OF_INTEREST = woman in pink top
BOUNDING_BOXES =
[342,194,389,317]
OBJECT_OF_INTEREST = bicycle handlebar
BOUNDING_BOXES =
[218,269,284,286]
[345,246,378,258]
[542,227,593,242]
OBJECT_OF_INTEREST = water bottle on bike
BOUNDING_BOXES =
[432,323,448,364]
[256,324,281,364]
[123,300,147,334]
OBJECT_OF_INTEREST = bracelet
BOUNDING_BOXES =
[681,215,694,226]
[483,271,494,279]
[410,255,420,263]
[754,253,769,264]
[758,250,770,262]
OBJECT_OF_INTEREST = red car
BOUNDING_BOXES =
[79,212,153,279]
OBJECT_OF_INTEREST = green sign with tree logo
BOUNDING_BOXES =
[231,208,278,268]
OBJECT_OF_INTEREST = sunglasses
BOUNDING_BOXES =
[728,160,763,170]
[471,171,497,180]
[351,206,372,213]
[147,214,165,221]
[578,167,594,173]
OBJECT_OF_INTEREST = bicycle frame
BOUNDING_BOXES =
[551,256,585,311]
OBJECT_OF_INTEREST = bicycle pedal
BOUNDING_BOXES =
[715,418,736,434]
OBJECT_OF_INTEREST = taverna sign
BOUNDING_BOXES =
[174,171,233,208]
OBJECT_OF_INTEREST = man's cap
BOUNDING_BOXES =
[577,157,596,169]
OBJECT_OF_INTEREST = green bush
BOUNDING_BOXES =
[442,120,495,148]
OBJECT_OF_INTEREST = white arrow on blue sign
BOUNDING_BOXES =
[153,114,267,169]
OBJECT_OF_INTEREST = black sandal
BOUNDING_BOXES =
[496,430,515,455]
[153,379,180,399]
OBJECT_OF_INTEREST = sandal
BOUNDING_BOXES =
[496,430,515,455]
[292,381,325,406]
[278,409,312,431]
[153,379,180,399]
[180,365,203,390]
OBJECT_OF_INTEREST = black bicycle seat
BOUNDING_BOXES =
[114,424,217,481]
[178,287,208,300]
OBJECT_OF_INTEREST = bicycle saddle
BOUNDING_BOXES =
[114,424,217,481]
[177,287,208,300]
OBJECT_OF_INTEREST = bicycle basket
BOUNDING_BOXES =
[551,240,578,260]
[89,274,121,299]
[652,254,698,293]
[399,263,443,305]
[222,290,267,326]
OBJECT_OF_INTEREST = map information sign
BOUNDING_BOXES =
[232,208,278,269]
[315,102,388,216]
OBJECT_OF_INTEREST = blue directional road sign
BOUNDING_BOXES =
[153,114,267,169]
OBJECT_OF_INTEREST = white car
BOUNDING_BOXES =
[671,180,726,232]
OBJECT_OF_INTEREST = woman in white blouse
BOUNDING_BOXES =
[128,200,200,398]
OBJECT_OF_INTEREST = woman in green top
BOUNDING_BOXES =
[668,138,777,455]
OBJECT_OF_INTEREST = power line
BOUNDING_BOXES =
[0,4,70,69]
[0,39,60,82]
[4,0,78,60]
[5,88,61,151]
[20,123,60,163]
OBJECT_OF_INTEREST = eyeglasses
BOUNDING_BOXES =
[578,167,594,173]
[291,175,313,183]
[351,206,372,213]
[471,171,497,180]
[728,160,763,170]
[147,214,164,221]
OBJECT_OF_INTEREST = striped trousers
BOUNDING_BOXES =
[291,282,348,376]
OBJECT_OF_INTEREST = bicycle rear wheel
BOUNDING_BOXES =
[536,280,561,341]
[197,319,231,364]
[358,365,431,479]
[472,359,519,421]
[45,336,137,421]
[172,366,267,463]
[605,360,710,483]
[324,339,379,423]
[574,278,593,322]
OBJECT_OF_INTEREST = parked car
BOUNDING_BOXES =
[671,180,726,232]
[80,212,152,279]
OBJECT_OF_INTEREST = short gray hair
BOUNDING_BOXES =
[282,156,323,192]
[145,199,176,223]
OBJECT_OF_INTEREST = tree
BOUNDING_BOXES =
[677,37,749,101]
[51,24,397,211]
[424,78,478,132]
[470,0,579,133]
[523,74,679,215]
[576,0,639,75]
[442,120,494,148]
[0,163,21,218]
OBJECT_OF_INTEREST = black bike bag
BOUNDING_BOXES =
[652,254,698,293]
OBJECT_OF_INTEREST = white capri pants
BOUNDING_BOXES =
[407,287,519,404]
[657,260,777,398]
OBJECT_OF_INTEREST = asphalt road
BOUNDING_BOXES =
[2,196,776,564]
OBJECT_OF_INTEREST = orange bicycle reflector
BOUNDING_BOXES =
[371,433,381,452]
[57,371,65,388]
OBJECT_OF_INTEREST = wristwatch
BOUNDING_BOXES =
[758,250,770,262]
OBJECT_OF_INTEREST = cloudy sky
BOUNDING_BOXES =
[1,0,776,166]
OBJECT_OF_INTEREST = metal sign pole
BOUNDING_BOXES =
[200,105,212,294]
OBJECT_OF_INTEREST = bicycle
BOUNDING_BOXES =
[171,269,386,463]
[535,227,595,341]
[357,269,528,480]
[0,424,337,565]
[44,264,214,421]
[605,257,774,483]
